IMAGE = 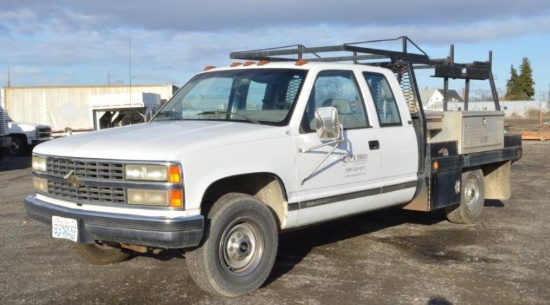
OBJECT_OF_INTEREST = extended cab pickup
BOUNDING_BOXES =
[25,37,522,297]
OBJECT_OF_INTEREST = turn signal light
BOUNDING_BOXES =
[168,165,181,183]
[170,190,183,208]
[433,161,440,171]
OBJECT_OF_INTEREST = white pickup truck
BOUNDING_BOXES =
[6,112,52,156]
[25,37,522,297]
[0,106,12,162]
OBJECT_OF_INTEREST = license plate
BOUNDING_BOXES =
[52,216,78,242]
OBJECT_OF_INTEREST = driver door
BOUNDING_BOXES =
[292,69,381,225]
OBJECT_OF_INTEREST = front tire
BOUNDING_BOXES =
[186,193,278,297]
[73,241,131,265]
[445,169,485,224]
[8,136,27,157]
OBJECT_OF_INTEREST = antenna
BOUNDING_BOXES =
[129,39,132,106]
[7,68,11,87]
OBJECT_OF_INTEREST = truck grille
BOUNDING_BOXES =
[47,157,124,180]
[37,126,52,138]
[47,181,126,204]
[44,157,126,204]
[0,110,5,135]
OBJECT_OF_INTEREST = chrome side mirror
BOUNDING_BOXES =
[314,107,342,141]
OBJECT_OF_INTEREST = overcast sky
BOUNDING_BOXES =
[2,0,550,99]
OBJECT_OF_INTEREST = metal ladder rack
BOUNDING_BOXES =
[230,36,500,112]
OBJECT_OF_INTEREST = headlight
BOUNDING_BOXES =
[33,177,48,192]
[127,189,183,207]
[125,164,181,182]
[32,156,47,172]
[127,189,169,206]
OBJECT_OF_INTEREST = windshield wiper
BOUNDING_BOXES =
[197,111,260,124]
[155,111,183,121]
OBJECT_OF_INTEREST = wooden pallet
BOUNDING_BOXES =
[522,131,550,141]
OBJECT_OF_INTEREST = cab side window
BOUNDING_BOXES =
[363,72,402,126]
[301,70,369,133]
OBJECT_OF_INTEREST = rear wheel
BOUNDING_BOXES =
[73,241,131,265]
[186,193,278,297]
[445,169,485,224]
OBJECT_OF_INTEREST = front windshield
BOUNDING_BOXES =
[154,68,307,125]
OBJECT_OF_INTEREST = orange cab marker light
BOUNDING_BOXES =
[243,61,255,66]
[230,62,242,67]
[169,190,183,208]
[433,161,440,171]
[203,65,216,71]
[168,165,181,183]
[295,59,308,66]
[258,60,270,66]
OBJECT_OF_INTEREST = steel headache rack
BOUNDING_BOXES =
[230,36,500,112]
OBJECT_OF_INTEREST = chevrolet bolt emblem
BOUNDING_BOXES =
[63,170,81,187]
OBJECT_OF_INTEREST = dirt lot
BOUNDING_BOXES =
[0,141,548,305]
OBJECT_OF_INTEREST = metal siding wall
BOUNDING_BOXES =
[3,85,174,130]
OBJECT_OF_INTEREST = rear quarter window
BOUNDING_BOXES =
[363,72,402,127]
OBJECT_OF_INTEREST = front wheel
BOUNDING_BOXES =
[73,241,131,265]
[445,169,485,224]
[186,193,278,297]
[8,136,27,157]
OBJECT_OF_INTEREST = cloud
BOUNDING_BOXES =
[3,0,550,33]
[1,0,550,95]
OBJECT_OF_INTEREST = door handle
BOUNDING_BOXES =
[369,140,380,150]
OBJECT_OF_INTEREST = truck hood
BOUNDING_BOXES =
[34,121,288,160]
[9,121,51,133]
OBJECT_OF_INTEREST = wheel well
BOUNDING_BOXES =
[10,133,27,142]
[201,173,288,229]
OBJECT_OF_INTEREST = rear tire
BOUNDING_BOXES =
[186,193,278,297]
[73,241,131,265]
[445,169,485,224]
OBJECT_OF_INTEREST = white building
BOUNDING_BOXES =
[419,88,548,116]
[1,84,177,131]
[419,88,464,111]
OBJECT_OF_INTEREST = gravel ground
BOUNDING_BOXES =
[0,141,548,305]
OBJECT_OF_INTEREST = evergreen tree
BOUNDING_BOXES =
[505,57,535,100]
[505,65,520,100]
[517,57,535,99]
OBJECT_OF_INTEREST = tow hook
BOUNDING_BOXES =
[120,243,162,254]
